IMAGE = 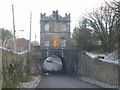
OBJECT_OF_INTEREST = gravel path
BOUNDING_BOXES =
[18,75,41,88]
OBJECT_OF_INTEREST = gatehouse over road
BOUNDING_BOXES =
[38,10,81,74]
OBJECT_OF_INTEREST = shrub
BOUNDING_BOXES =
[2,49,29,88]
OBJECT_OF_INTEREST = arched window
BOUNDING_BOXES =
[61,24,66,31]
[61,40,66,47]
[44,24,49,31]
[45,40,49,47]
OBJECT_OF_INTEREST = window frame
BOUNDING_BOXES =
[61,24,66,31]
[44,24,49,31]
[61,39,66,47]
[44,40,49,47]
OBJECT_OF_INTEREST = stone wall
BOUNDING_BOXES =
[64,50,79,74]
[0,49,2,90]
[79,52,119,86]
[29,46,43,75]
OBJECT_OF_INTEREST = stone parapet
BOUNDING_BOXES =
[79,52,119,87]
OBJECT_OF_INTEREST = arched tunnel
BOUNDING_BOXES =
[30,47,80,75]
[42,54,67,74]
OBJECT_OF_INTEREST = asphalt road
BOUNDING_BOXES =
[36,73,100,88]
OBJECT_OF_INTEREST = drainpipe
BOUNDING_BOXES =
[47,47,48,57]
[62,47,64,57]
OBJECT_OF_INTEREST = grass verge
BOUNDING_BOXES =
[2,84,17,88]
[20,75,32,83]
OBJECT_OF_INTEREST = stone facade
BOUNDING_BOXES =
[31,46,80,74]
[40,10,71,49]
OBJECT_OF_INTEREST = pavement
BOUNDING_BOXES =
[36,73,101,88]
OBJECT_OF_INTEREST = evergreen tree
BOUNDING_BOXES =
[72,19,94,51]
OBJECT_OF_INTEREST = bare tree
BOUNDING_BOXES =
[85,2,118,52]
[106,0,120,55]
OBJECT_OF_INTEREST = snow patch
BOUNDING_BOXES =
[16,50,29,55]
[0,46,28,55]
[86,52,105,59]
[85,50,119,65]
[0,46,11,52]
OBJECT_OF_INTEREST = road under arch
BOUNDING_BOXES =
[42,55,67,74]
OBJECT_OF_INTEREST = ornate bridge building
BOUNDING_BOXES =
[37,10,80,74]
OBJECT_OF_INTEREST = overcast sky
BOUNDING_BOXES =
[0,0,111,42]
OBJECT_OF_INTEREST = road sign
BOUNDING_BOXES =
[52,40,58,47]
